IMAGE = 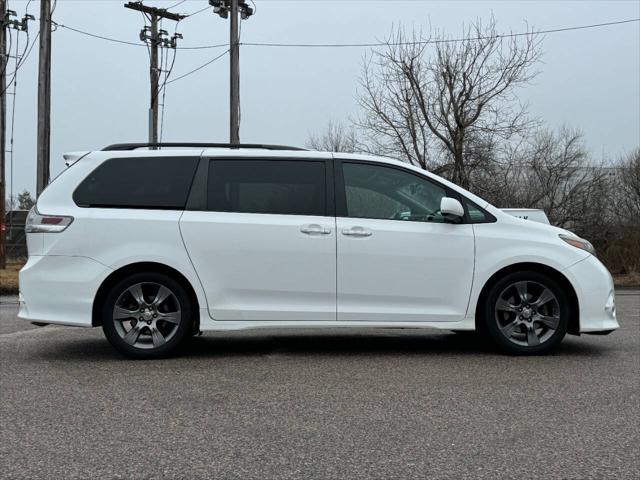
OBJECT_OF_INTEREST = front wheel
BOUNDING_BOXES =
[483,271,569,355]
[101,272,193,359]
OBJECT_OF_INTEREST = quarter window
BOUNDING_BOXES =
[462,197,495,223]
[207,160,326,216]
[73,157,198,209]
[342,162,448,223]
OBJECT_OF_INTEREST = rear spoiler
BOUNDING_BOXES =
[501,208,550,224]
[63,151,90,167]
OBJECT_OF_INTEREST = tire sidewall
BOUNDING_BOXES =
[483,270,569,355]
[101,272,193,359]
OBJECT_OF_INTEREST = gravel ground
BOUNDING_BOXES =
[0,291,638,480]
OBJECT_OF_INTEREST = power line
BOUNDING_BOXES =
[159,19,181,141]
[184,5,210,18]
[166,0,187,9]
[178,42,227,50]
[139,11,152,63]
[53,22,148,47]
[52,21,226,50]
[166,48,229,84]
[49,16,639,52]
[159,45,168,142]
[1,5,35,95]
[159,26,180,92]
[241,18,640,48]
[8,23,21,223]
[3,11,635,91]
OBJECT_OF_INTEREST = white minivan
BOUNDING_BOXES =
[19,143,618,358]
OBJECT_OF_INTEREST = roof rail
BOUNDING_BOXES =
[101,142,307,151]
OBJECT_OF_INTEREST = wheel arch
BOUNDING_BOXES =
[474,262,580,335]
[92,261,201,332]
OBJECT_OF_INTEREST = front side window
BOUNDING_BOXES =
[207,160,326,216]
[342,162,448,223]
[73,156,199,209]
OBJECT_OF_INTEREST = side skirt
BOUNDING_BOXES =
[198,310,477,332]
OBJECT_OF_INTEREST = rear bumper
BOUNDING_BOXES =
[18,255,112,327]
[564,255,619,333]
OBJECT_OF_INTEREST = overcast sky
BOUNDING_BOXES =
[4,0,640,196]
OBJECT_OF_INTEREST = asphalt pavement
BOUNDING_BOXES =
[1,291,639,479]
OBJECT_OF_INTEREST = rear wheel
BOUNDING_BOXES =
[483,271,569,355]
[101,272,193,359]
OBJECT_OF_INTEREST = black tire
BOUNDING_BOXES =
[101,272,193,359]
[483,270,569,355]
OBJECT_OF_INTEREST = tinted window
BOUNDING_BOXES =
[207,160,326,216]
[342,162,447,223]
[74,157,198,209]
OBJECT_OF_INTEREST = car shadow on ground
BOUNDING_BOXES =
[32,328,608,362]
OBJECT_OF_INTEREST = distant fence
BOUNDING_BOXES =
[4,210,28,260]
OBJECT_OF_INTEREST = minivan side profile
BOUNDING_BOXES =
[19,143,618,358]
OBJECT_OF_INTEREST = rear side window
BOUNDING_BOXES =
[73,157,198,209]
[207,160,326,216]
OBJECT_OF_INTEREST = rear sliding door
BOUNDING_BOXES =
[180,157,336,321]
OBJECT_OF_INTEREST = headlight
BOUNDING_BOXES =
[559,234,596,256]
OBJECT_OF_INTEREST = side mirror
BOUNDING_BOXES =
[440,197,464,223]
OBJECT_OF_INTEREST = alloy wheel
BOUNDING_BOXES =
[494,280,561,347]
[112,282,181,350]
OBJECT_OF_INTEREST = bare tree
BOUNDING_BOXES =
[483,127,609,229]
[357,18,542,188]
[306,121,358,153]
[605,148,640,275]
[615,148,640,222]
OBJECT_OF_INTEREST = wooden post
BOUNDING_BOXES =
[149,13,158,144]
[36,0,51,196]
[124,2,184,146]
[229,0,240,144]
[0,0,7,269]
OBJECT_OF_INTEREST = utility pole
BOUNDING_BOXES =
[229,0,239,144]
[0,0,7,269]
[210,1,254,144]
[149,13,158,144]
[1,3,33,268]
[36,0,51,196]
[124,2,184,145]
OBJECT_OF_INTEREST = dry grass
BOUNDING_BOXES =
[0,261,23,295]
[613,271,640,288]
[596,232,640,278]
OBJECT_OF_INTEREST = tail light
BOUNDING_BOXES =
[25,207,74,233]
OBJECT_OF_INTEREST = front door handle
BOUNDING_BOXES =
[342,226,373,237]
[300,224,332,235]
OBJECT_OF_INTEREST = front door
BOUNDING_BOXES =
[180,157,336,321]
[335,160,475,322]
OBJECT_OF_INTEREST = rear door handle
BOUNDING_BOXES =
[342,226,373,237]
[300,224,332,235]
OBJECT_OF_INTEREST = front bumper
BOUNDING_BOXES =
[563,254,619,333]
[18,255,112,327]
